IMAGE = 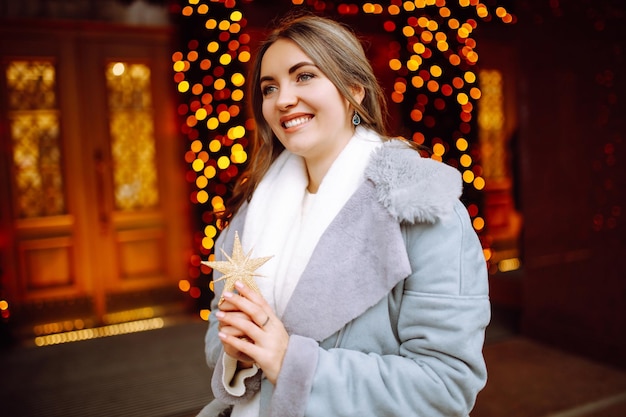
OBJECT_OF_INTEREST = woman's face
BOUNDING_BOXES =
[259,38,355,168]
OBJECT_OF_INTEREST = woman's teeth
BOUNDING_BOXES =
[284,116,311,129]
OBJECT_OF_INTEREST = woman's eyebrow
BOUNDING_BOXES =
[288,61,316,74]
[259,61,317,84]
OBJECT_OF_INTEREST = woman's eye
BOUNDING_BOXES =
[297,72,315,82]
[262,85,277,96]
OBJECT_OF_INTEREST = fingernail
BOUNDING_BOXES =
[215,311,225,318]
[235,281,244,289]
[223,291,233,299]
[218,332,227,340]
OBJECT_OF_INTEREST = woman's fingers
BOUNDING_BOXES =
[216,281,289,384]
[215,310,255,363]
[216,300,266,341]
[216,311,248,334]
[216,298,238,312]
[222,281,272,328]
[218,318,288,384]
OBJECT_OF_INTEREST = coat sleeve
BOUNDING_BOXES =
[272,200,490,417]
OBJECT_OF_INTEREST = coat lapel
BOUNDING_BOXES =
[280,180,411,341]
[213,180,412,343]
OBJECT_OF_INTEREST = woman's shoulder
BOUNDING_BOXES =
[364,138,463,224]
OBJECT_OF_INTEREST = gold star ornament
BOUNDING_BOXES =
[202,231,273,304]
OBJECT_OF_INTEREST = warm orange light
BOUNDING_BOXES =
[477,5,489,18]
[388,5,401,15]
[473,177,486,190]
[218,20,230,31]
[217,155,230,169]
[473,217,485,231]
[410,109,423,122]
[427,80,439,92]
[196,176,208,189]
[389,58,402,71]
[207,117,219,130]
[172,51,183,62]
[464,71,477,83]
[202,237,215,250]
[403,1,416,12]
[463,170,475,183]
[179,280,191,292]
[192,84,204,96]
[207,41,219,53]
[407,57,421,71]
[411,76,424,88]
[391,92,404,103]
[457,92,469,105]
[204,166,217,179]
[218,110,230,123]
[238,50,251,63]
[394,81,407,93]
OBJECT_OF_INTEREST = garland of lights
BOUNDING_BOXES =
[171,0,515,317]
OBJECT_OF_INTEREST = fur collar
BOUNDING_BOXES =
[365,139,462,224]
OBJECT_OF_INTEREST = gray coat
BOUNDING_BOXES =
[200,140,490,417]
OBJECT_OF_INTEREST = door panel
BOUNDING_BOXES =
[18,236,74,292]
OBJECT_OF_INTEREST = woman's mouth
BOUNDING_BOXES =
[282,115,312,129]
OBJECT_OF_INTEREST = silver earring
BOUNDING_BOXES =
[352,110,361,126]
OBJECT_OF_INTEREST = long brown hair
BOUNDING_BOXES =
[220,14,389,224]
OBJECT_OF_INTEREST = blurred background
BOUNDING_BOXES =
[0,0,624,416]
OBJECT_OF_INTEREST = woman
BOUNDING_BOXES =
[198,13,490,417]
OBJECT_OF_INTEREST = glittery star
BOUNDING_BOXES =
[202,231,273,304]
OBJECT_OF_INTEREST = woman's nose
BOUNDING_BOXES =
[276,86,297,110]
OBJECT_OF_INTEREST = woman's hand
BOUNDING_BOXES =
[215,299,256,366]
[215,281,290,384]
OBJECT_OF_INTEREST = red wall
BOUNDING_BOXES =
[512,1,626,368]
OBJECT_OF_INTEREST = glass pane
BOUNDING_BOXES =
[6,60,56,110]
[5,60,66,218]
[105,62,159,211]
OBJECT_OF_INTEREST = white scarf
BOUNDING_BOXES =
[230,127,382,417]
[241,126,383,316]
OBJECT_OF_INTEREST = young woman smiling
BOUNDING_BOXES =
[198,13,490,417]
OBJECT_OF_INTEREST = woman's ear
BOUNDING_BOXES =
[351,84,365,105]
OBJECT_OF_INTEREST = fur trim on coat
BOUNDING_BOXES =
[365,139,462,224]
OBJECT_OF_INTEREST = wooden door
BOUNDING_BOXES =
[0,22,191,338]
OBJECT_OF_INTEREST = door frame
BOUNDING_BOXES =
[0,20,191,335]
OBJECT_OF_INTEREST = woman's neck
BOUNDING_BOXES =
[305,131,355,193]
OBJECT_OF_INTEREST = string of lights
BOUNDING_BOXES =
[171,0,516,318]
